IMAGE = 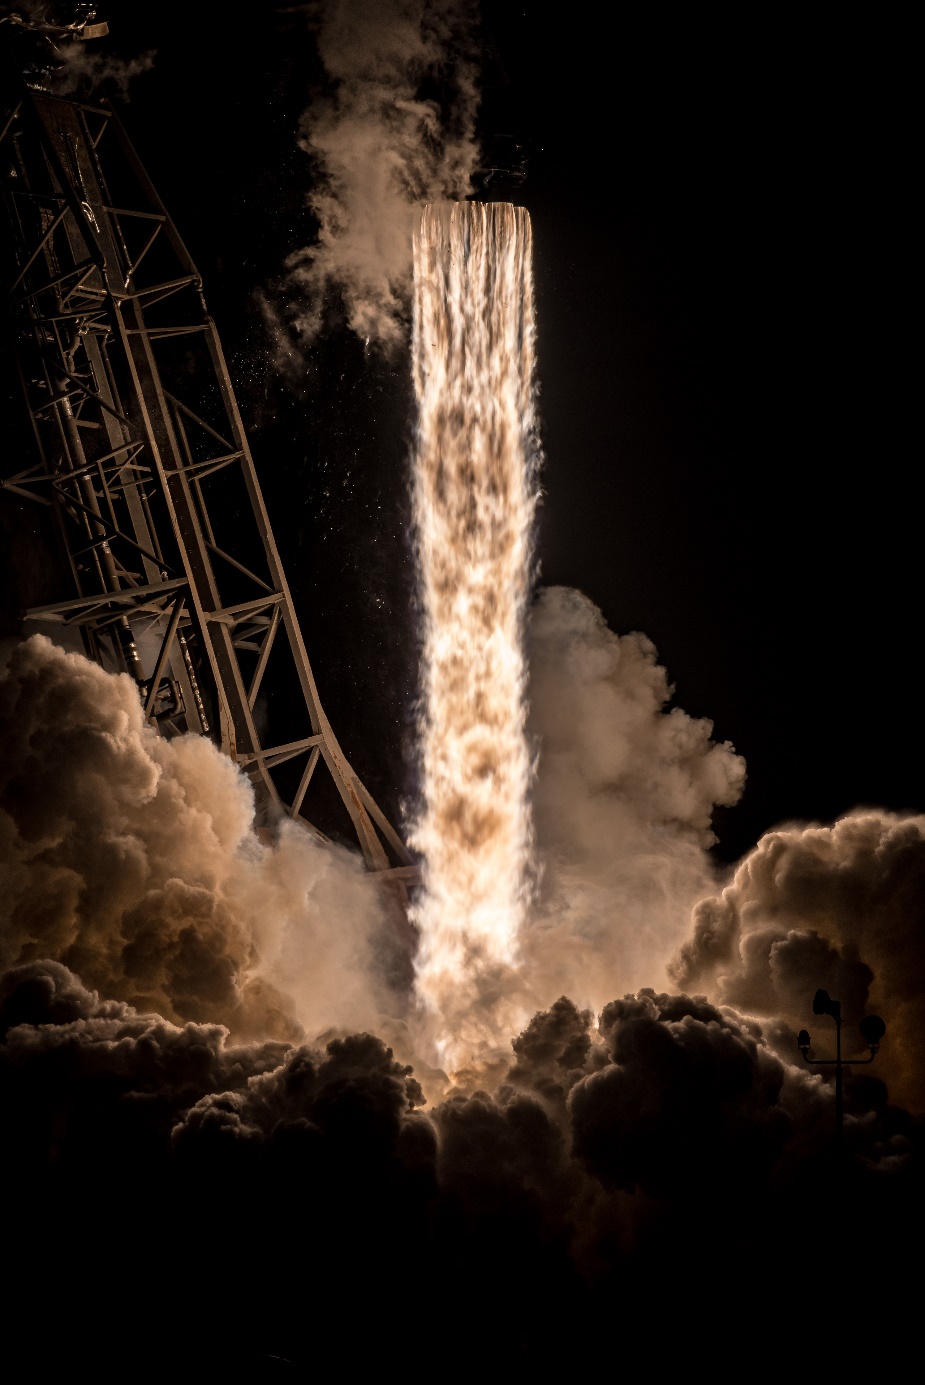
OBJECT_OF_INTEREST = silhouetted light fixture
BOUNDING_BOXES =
[798,991,886,1145]
[813,988,841,1019]
[859,1014,886,1051]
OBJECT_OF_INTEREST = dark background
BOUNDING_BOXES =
[3,3,919,862]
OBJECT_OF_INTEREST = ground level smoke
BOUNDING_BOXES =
[0,636,398,1045]
[409,201,539,1072]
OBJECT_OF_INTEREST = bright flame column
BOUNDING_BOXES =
[410,201,538,1070]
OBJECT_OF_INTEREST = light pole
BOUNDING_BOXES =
[797,989,886,1145]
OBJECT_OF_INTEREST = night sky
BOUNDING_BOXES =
[16,1,914,863]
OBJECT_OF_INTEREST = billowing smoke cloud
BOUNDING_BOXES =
[7,614,921,1127]
[0,595,746,1085]
[269,0,479,352]
[1,629,919,1367]
[0,635,396,1042]
[671,810,925,1110]
[2,960,917,1369]
[522,586,745,1013]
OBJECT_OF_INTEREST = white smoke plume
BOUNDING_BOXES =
[670,810,925,1110]
[50,44,156,102]
[273,0,480,351]
[522,586,746,1015]
[0,635,396,1042]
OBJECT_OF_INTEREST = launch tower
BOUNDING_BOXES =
[0,79,414,886]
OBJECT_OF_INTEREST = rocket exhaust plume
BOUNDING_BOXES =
[410,201,539,1071]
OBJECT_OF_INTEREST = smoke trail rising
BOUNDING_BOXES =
[410,201,539,1070]
[264,0,479,356]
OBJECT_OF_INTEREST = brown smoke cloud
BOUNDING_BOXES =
[524,591,923,1113]
[522,586,745,1013]
[1,623,919,1369]
[0,635,397,1043]
[4,614,921,1123]
[670,810,925,1110]
[3,957,916,1372]
[266,0,479,353]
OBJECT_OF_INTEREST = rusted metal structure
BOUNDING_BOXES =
[0,78,414,886]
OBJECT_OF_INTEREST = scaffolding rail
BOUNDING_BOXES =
[1,84,415,884]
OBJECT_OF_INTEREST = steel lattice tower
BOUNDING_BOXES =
[1,78,415,889]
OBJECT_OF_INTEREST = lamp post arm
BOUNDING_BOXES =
[801,1054,877,1066]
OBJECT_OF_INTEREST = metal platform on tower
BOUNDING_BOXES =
[0,76,415,887]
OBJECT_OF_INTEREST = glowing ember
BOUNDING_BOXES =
[410,200,539,1071]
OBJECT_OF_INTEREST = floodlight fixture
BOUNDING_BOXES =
[799,990,886,1144]
[859,1015,886,1054]
[813,989,841,1020]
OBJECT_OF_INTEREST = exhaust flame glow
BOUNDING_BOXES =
[410,201,539,1071]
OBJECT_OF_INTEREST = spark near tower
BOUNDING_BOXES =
[410,201,539,1070]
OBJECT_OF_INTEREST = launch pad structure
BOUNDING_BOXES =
[0,77,415,888]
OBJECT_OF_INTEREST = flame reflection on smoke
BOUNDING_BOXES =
[410,201,539,1071]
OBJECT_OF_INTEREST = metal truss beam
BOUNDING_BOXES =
[1,83,414,882]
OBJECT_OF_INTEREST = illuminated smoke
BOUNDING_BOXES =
[268,0,479,354]
[0,635,398,1043]
[670,809,925,1110]
[409,201,539,1071]
[522,586,746,1014]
